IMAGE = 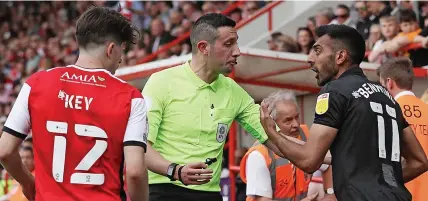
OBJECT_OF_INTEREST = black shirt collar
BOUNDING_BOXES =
[338,65,365,79]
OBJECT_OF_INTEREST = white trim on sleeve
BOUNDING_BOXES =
[123,98,148,146]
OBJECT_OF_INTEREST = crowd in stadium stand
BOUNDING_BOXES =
[270,1,428,68]
[1,1,428,200]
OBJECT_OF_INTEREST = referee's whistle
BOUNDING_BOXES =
[205,158,217,166]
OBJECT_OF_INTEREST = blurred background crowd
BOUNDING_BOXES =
[1,1,428,200]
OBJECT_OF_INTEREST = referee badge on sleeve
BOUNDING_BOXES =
[315,93,329,115]
[216,123,228,143]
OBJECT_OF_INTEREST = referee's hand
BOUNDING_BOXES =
[178,162,213,185]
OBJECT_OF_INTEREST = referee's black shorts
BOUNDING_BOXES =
[149,184,222,201]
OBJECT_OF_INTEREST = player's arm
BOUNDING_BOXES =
[0,83,34,200]
[320,164,337,200]
[124,146,148,201]
[234,88,331,165]
[261,115,336,173]
[123,97,149,201]
[401,126,428,183]
[264,137,332,165]
[384,36,412,53]
[142,74,212,185]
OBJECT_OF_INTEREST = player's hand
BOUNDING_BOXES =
[301,192,318,201]
[177,162,213,185]
[21,179,35,201]
[260,100,278,138]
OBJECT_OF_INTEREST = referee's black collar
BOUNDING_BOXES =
[338,65,365,79]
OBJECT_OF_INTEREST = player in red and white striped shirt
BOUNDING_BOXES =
[0,7,148,201]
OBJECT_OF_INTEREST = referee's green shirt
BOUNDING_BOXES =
[142,61,268,192]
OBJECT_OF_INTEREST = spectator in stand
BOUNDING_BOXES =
[182,2,203,22]
[315,7,335,27]
[366,1,393,24]
[168,10,184,32]
[397,1,413,13]
[242,2,260,20]
[307,16,317,36]
[296,27,315,55]
[381,9,421,57]
[368,15,400,63]
[418,2,428,28]
[365,23,382,51]
[202,2,218,15]
[267,32,283,51]
[329,4,357,28]
[276,35,300,53]
[407,17,428,67]
[355,1,373,40]
[230,8,243,23]
[149,18,176,53]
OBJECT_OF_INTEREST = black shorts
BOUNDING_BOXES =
[149,183,222,201]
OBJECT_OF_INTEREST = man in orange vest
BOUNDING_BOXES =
[377,57,428,201]
[240,91,336,201]
[9,146,35,201]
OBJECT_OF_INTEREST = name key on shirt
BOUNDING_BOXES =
[58,90,93,111]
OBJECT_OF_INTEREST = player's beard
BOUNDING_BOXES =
[317,54,338,86]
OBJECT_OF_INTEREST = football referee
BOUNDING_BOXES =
[142,13,283,201]
[260,24,428,201]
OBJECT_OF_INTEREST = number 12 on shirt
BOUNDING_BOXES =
[370,102,400,162]
[47,120,107,185]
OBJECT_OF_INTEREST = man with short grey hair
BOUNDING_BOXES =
[240,90,336,201]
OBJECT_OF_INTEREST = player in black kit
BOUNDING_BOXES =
[259,24,428,201]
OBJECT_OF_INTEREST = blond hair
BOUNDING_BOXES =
[380,15,398,24]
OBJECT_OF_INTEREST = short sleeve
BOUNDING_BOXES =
[123,95,148,152]
[313,88,348,129]
[246,151,272,198]
[141,73,168,145]
[3,83,31,139]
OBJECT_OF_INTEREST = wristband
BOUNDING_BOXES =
[178,166,187,186]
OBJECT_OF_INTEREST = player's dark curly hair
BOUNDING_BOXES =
[190,13,236,54]
[315,24,365,65]
[75,6,138,49]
